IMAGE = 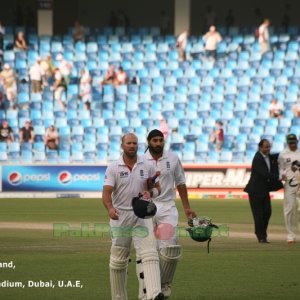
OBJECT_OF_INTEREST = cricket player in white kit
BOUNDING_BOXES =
[278,133,300,243]
[142,129,197,299]
[103,133,165,300]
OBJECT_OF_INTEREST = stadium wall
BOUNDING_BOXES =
[0,163,282,199]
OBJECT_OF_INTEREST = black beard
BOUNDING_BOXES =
[149,145,163,155]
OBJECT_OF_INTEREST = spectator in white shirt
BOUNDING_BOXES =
[203,25,222,60]
[79,68,92,110]
[51,68,67,110]
[29,57,45,93]
[269,98,283,119]
[40,53,55,82]
[0,63,17,109]
[258,19,270,54]
[176,29,189,61]
[56,53,72,85]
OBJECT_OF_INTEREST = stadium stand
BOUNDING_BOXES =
[0,25,299,163]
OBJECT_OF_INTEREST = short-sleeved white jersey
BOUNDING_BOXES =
[278,148,300,183]
[143,149,186,203]
[104,155,156,210]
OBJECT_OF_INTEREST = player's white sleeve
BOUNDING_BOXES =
[104,163,116,187]
[174,158,186,187]
[278,152,285,179]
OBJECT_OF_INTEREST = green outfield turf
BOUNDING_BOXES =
[0,198,300,300]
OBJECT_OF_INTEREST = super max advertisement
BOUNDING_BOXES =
[2,166,107,192]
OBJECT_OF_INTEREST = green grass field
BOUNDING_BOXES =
[0,198,300,300]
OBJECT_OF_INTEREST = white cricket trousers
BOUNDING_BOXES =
[284,184,300,241]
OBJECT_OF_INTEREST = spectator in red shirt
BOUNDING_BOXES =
[210,121,224,151]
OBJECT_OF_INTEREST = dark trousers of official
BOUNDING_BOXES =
[249,193,271,241]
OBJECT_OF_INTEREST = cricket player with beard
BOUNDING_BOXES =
[103,133,165,300]
[139,129,197,299]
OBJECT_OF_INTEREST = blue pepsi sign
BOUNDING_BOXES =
[2,166,107,192]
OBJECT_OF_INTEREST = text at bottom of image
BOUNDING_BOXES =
[0,280,83,289]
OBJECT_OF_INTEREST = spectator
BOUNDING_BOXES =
[254,8,264,27]
[269,98,283,119]
[79,68,92,110]
[19,120,34,144]
[176,29,189,61]
[258,19,270,55]
[72,20,85,43]
[114,66,128,86]
[292,99,300,117]
[203,5,217,32]
[56,53,72,85]
[109,11,118,29]
[160,10,170,35]
[210,121,224,151]
[116,9,129,28]
[203,26,222,61]
[0,63,17,109]
[0,50,2,72]
[0,119,14,143]
[29,57,45,93]
[159,114,169,140]
[225,9,235,30]
[51,68,67,110]
[0,21,4,50]
[14,31,27,51]
[44,125,59,150]
[281,4,291,31]
[102,64,116,85]
[40,54,55,82]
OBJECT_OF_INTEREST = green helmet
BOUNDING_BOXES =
[186,217,218,253]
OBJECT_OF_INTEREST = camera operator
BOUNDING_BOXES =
[278,134,300,243]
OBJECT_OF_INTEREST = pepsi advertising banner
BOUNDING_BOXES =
[2,166,106,192]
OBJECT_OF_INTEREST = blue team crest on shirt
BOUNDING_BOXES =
[119,171,129,178]
[140,169,144,177]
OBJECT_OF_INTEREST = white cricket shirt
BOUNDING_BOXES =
[278,148,300,182]
[104,155,156,210]
[29,63,45,81]
[143,149,186,203]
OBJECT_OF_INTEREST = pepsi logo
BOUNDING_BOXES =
[58,171,72,185]
[8,172,22,185]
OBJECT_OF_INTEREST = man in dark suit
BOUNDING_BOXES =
[244,139,283,243]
